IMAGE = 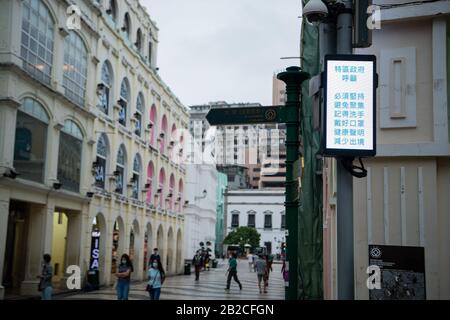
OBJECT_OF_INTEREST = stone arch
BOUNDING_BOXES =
[62,117,86,140]
[111,215,125,274]
[156,224,164,264]
[168,174,175,210]
[166,227,175,273]
[176,228,183,274]
[68,29,91,54]
[144,222,153,271]
[129,219,142,280]
[18,94,53,120]
[91,212,107,285]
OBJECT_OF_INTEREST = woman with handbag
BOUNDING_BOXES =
[147,260,165,300]
[37,254,53,300]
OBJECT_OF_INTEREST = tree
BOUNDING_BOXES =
[223,227,260,251]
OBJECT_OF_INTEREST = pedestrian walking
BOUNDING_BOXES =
[37,254,53,300]
[255,255,268,294]
[192,252,203,281]
[147,260,165,300]
[281,259,289,284]
[115,253,133,300]
[265,254,273,283]
[225,253,242,292]
[203,250,210,271]
[149,248,161,266]
[247,253,254,272]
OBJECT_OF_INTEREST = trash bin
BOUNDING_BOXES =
[184,263,191,275]
[86,269,99,291]
[212,260,218,268]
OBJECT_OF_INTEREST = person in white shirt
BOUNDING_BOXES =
[247,253,254,272]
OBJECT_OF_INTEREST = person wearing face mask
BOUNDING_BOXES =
[147,260,165,300]
[115,254,133,300]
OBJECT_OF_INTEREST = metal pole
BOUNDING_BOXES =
[277,67,309,300]
[336,0,355,300]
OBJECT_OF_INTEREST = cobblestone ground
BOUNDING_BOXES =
[60,259,285,300]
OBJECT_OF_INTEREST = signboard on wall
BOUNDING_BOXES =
[89,231,100,270]
[323,54,377,157]
[368,244,426,300]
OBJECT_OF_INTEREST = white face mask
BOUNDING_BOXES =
[121,259,127,265]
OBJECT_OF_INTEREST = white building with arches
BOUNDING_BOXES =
[0,0,188,299]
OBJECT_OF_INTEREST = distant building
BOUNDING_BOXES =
[258,123,287,189]
[215,172,228,257]
[272,75,287,106]
[225,190,286,255]
[188,101,287,189]
[217,165,251,190]
[183,164,218,260]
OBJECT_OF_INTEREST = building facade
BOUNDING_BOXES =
[258,123,286,189]
[321,1,450,299]
[183,164,218,260]
[225,190,286,255]
[0,0,188,299]
[189,101,286,189]
[272,74,287,106]
[215,172,227,257]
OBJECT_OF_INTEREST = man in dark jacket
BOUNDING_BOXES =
[149,248,161,266]
[192,252,203,281]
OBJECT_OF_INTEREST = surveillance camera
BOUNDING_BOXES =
[303,0,328,26]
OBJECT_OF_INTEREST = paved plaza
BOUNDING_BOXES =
[60,259,285,300]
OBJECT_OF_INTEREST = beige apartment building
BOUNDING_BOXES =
[322,1,450,299]
[0,0,188,299]
[272,74,287,106]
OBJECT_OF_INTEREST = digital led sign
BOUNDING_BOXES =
[323,54,377,157]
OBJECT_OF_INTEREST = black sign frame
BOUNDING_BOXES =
[206,106,283,126]
[322,54,377,157]
[368,244,426,300]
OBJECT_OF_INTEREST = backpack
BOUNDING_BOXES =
[193,255,202,266]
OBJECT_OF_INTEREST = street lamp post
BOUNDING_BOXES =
[205,66,309,300]
[277,67,310,300]
[310,0,357,300]
[335,0,356,301]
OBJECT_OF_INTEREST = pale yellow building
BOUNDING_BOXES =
[0,0,188,299]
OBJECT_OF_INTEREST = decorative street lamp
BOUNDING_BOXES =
[277,66,310,300]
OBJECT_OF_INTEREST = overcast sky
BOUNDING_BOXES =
[141,0,302,107]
